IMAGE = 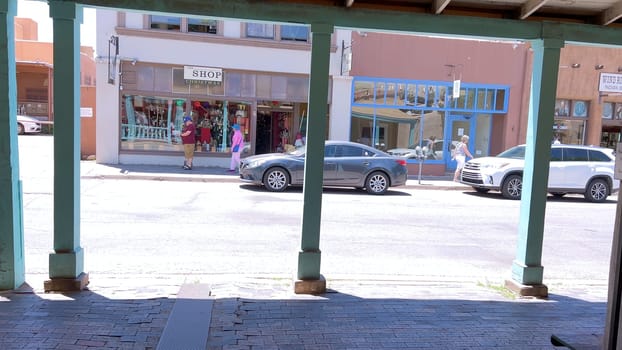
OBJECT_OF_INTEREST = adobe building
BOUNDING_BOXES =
[14,17,97,157]
[348,32,622,176]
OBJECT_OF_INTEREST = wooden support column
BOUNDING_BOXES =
[0,0,25,291]
[506,37,564,298]
[45,0,88,292]
[295,22,333,295]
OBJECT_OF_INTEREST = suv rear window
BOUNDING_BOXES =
[588,149,613,162]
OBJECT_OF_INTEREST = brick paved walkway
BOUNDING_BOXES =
[0,275,608,349]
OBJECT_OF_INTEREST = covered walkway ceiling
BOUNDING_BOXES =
[74,0,622,45]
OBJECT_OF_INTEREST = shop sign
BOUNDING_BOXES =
[80,107,93,118]
[599,73,622,93]
[184,66,223,82]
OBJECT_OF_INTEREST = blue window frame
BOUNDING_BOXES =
[350,77,509,162]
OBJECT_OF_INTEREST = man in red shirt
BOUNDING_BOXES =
[180,116,196,170]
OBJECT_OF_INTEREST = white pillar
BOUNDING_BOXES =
[329,75,353,141]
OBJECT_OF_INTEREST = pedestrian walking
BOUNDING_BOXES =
[228,123,244,173]
[453,135,473,181]
[181,115,195,170]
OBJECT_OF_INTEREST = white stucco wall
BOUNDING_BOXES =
[329,76,353,141]
[95,9,121,164]
[125,12,143,29]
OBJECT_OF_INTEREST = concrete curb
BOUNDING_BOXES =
[80,173,470,191]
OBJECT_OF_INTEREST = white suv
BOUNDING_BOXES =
[459,144,620,203]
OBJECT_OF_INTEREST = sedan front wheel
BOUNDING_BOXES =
[365,171,389,195]
[263,167,290,192]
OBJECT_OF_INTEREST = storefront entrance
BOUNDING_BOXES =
[445,114,474,171]
[256,110,293,154]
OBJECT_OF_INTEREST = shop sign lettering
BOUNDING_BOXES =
[184,66,223,82]
[599,73,622,93]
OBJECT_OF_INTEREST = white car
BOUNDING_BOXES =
[459,144,619,203]
[17,115,41,135]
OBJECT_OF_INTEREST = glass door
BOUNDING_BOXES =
[444,114,473,171]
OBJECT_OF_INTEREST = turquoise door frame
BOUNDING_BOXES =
[444,114,474,171]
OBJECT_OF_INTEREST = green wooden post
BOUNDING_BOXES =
[295,22,333,294]
[506,37,563,297]
[45,0,88,291]
[0,0,25,291]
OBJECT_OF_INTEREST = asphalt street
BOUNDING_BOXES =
[5,134,619,350]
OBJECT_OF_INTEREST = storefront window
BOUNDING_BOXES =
[120,95,251,154]
[191,100,252,153]
[120,95,183,151]
[150,16,181,31]
[615,103,622,120]
[396,83,406,106]
[553,119,585,145]
[353,81,374,104]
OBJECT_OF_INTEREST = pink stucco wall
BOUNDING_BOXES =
[350,32,532,155]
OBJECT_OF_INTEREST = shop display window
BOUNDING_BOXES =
[120,95,184,151]
[353,81,374,104]
[552,119,585,145]
[615,103,622,120]
[120,95,251,154]
[190,100,251,153]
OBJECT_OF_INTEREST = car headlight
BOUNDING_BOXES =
[246,160,264,168]
[480,162,510,169]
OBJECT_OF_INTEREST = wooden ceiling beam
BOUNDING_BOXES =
[599,1,622,26]
[520,0,549,20]
[433,0,451,15]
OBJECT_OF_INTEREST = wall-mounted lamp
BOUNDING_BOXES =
[571,63,581,68]
[595,64,605,70]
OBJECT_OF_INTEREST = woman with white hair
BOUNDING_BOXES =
[453,135,474,181]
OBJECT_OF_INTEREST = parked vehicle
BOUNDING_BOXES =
[17,115,41,135]
[239,140,408,195]
[459,144,619,202]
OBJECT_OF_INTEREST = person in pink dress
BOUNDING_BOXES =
[228,124,244,173]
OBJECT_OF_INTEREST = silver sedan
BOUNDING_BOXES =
[239,140,408,195]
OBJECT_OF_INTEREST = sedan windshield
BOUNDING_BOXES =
[497,145,525,159]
